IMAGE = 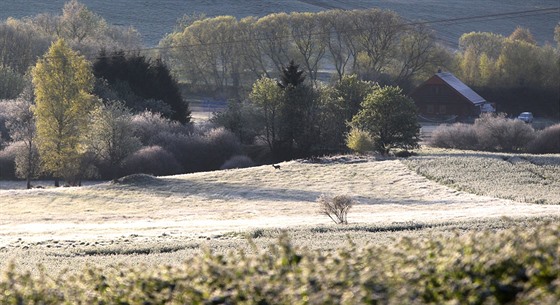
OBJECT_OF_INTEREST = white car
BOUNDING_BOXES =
[517,112,533,123]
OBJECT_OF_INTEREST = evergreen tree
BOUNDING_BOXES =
[278,60,317,158]
[278,60,306,88]
[93,51,191,123]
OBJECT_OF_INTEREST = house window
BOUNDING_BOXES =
[427,104,434,114]
[439,105,447,114]
[433,86,440,95]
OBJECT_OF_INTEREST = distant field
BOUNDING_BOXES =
[0,0,557,46]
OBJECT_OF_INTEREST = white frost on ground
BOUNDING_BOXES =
[1,160,559,246]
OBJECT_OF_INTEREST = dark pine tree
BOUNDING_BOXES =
[93,50,191,123]
[149,59,190,123]
[275,60,318,159]
[278,60,306,89]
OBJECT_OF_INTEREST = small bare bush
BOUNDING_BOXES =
[317,194,354,225]
[525,124,560,154]
[130,111,190,145]
[200,127,242,170]
[0,142,19,179]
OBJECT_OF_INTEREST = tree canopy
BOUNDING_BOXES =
[93,50,191,123]
[32,38,98,185]
[351,86,420,154]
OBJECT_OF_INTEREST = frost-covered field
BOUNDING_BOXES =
[403,148,560,204]
[0,0,556,46]
[1,150,559,275]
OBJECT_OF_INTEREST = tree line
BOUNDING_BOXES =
[159,9,447,95]
[456,27,560,116]
[213,61,419,160]
[0,39,198,187]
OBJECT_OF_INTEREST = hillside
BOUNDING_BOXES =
[0,0,557,47]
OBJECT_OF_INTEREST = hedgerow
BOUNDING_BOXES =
[526,124,560,154]
[1,223,558,304]
[429,113,537,153]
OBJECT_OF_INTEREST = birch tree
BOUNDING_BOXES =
[31,38,98,186]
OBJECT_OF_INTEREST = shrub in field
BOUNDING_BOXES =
[220,155,255,170]
[526,124,560,154]
[1,223,558,304]
[475,113,536,152]
[317,194,354,224]
[0,99,19,147]
[199,127,242,170]
[346,128,374,154]
[149,131,191,166]
[350,86,420,155]
[122,145,183,176]
[0,142,21,179]
[130,111,190,145]
[429,123,479,150]
[429,113,537,152]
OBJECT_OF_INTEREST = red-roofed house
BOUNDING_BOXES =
[410,72,494,119]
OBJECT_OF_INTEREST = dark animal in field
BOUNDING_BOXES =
[272,164,281,170]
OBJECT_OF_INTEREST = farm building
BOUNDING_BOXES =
[410,71,494,120]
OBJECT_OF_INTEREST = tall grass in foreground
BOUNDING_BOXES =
[2,223,558,304]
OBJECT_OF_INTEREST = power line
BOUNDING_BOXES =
[412,7,559,26]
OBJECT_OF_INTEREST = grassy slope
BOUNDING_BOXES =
[1,150,560,275]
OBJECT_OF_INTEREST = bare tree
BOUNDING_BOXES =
[289,12,327,83]
[85,100,141,180]
[318,194,355,225]
[393,24,443,86]
[352,9,403,78]
[254,13,293,74]
[5,94,40,189]
[0,19,51,74]
[321,10,356,81]
[237,16,271,78]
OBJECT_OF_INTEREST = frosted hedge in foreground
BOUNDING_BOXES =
[1,223,558,304]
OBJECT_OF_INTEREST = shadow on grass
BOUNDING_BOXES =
[108,176,324,204]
